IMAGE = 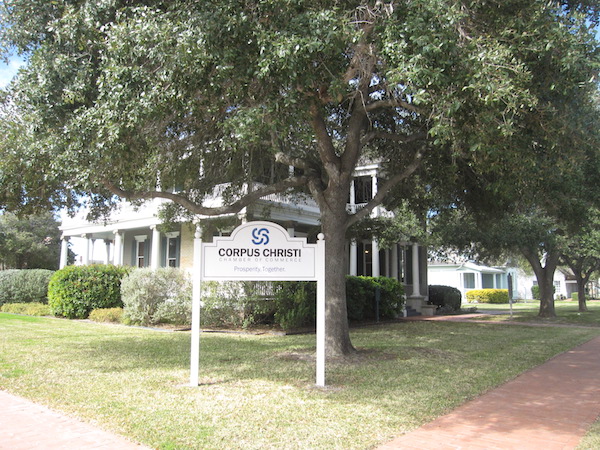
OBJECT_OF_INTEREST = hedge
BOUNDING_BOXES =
[199,276,405,330]
[0,269,54,306]
[466,289,509,304]
[428,285,462,311]
[0,302,52,316]
[89,307,124,323]
[48,265,131,319]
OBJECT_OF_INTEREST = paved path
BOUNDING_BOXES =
[0,390,149,450]
[378,335,600,450]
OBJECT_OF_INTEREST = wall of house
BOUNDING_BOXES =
[179,224,195,271]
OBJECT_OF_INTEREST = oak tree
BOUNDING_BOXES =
[1,0,597,352]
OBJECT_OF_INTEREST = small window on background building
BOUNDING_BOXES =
[482,273,494,289]
[464,273,475,289]
[496,274,504,289]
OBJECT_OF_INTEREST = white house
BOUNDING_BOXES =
[428,260,600,302]
[427,261,512,302]
[60,164,429,311]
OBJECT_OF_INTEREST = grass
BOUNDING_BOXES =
[465,299,600,326]
[1,312,600,449]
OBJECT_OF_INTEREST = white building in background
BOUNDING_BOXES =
[427,261,512,302]
[60,164,429,311]
[428,261,599,302]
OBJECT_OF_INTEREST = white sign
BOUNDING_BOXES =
[202,222,318,281]
[190,221,326,387]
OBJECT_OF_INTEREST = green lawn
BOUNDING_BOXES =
[465,300,600,326]
[1,312,599,449]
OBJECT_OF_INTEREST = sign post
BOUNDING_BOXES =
[190,221,326,387]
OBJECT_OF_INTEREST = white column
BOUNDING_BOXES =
[113,231,123,265]
[349,179,356,212]
[411,243,420,297]
[103,240,111,265]
[190,224,203,386]
[59,237,69,269]
[81,234,90,265]
[391,245,399,280]
[151,226,161,270]
[287,226,295,237]
[371,174,378,216]
[372,240,380,277]
[371,174,379,277]
[349,240,358,276]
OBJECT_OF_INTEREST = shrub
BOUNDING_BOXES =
[122,268,192,326]
[572,292,579,302]
[48,265,131,319]
[0,302,52,316]
[200,281,272,329]
[531,285,555,300]
[428,285,462,311]
[346,276,404,322]
[0,269,54,306]
[466,289,509,304]
[89,307,124,323]
[272,281,316,330]
[272,277,404,330]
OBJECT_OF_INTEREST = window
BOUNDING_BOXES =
[134,235,147,268]
[165,232,180,267]
[463,273,475,289]
[353,176,373,204]
[496,274,504,289]
[482,274,494,289]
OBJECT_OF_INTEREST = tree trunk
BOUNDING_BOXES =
[537,272,556,317]
[320,195,356,357]
[576,275,588,312]
[523,248,558,318]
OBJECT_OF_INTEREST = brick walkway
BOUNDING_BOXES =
[0,390,148,450]
[378,335,600,450]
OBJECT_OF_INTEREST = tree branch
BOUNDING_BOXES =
[361,130,428,146]
[100,176,309,217]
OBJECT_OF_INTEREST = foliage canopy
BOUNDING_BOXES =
[1,0,598,352]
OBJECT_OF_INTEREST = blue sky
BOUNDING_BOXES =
[0,54,23,88]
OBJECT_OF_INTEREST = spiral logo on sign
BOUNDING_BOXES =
[251,227,270,245]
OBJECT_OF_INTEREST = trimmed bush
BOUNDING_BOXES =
[122,268,192,326]
[428,285,462,311]
[89,307,124,323]
[0,302,52,316]
[572,292,579,302]
[0,269,54,306]
[48,265,131,319]
[346,276,404,322]
[466,289,509,304]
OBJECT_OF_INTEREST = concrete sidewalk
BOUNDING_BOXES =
[378,335,600,449]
